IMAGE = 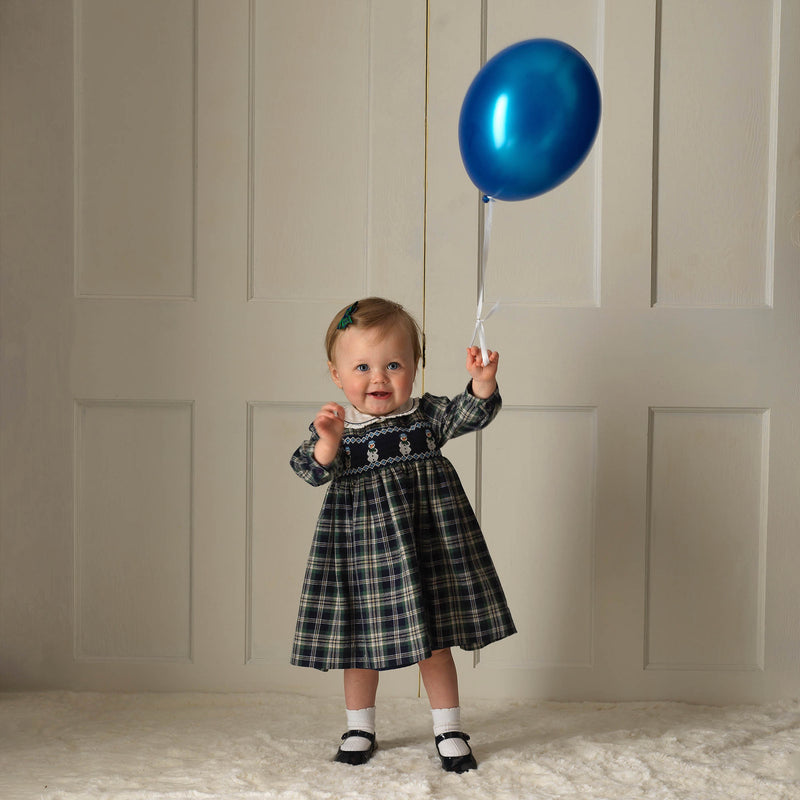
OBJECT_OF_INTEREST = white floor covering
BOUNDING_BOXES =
[1,691,799,800]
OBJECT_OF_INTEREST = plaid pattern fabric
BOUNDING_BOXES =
[289,382,516,671]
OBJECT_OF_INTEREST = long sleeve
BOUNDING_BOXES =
[289,425,345,487]
[421,381,502,445]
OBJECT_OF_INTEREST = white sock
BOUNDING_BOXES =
[340,707,376,752]
[432,707,471,757]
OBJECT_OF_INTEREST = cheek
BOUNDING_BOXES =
[344,375,367,392]
[398,373,415,392]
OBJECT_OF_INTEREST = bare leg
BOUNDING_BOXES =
[336,669,380,762]
[418,648,460,709]
[343,668,379,710]
[419,648,475,767]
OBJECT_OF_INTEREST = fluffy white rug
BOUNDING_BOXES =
[1,692,799,799]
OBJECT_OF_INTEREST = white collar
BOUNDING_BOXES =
[344,398,419,428]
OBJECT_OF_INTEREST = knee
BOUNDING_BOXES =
[420,648,452,666]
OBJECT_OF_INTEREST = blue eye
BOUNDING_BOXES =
[356,364,369,372]
[387,362,401,371]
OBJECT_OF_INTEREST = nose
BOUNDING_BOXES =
[370,368,389,383]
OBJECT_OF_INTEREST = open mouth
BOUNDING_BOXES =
[368,392,391,399]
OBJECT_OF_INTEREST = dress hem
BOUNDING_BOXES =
[290,628,517,673]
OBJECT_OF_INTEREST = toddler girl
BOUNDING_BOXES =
[290,297,516,772]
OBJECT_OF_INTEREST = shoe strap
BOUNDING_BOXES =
[341,729,376,743]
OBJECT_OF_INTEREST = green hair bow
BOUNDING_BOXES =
[337,301,359,330]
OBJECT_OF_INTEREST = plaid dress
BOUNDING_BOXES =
[289,382,516,671]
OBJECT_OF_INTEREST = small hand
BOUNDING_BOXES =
[314,402,346,441]
[313,402,345,466]
[466,346,499,398]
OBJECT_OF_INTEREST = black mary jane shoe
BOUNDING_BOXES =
[435,731,478,773]
[334,729,378,765]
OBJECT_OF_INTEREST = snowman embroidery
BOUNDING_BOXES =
[399,433,411,456]
[425,430,436,452]
[367,441,379,463]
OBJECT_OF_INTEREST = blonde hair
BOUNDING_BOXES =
[325,297,423,366]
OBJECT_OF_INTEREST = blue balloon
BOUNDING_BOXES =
[458,39,601,201]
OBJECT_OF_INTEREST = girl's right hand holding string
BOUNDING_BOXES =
[313,402,346,466]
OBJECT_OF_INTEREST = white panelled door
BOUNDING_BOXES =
[0,0,425,693]
[426,0,800,703]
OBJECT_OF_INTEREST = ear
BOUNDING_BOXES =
[328,361,343,389]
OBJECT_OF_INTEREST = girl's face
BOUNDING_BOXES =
[328,325,417,417]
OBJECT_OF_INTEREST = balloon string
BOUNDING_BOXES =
[470,195,499,365]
